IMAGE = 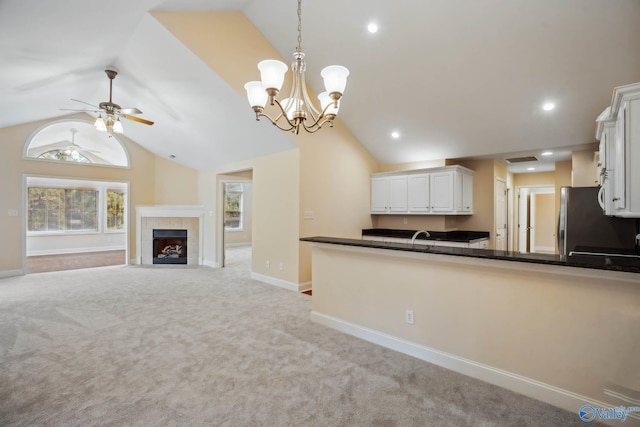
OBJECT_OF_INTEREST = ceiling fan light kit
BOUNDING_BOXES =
[61,67,154,137]
[244,0,349,134]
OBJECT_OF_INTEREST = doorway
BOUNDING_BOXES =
[516,186,556,253]
[217,170,253,271]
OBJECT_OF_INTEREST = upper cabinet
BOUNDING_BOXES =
[371,166,473,215]
[371,175,408,213]
[596,82,640,218]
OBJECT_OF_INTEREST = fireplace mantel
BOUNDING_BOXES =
[135,205,205,265]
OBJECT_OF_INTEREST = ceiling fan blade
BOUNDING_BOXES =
[120,107,142,115]
[71,98,100,108]
[122,114,154,126]
[60,108,100,113]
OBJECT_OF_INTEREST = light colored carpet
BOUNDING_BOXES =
[0,249,587,426]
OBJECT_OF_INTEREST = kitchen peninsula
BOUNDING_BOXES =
[301,236,640,419]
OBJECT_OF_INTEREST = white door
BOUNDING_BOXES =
[407,174,429,212]
[430,172,454,212]
[389,175,408,212]
[371,177,389,212]
[518,188,529,252]
[461,173,473,212]
[495,178,507,250]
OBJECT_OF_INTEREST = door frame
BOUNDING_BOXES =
[216,172,253,268]
[515,185,555,253]
[495,177,507,251]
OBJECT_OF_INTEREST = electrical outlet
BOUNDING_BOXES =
[278,262,284,271]
[405,309,414,325]
[403,217,408,225]
[265,260,270,268]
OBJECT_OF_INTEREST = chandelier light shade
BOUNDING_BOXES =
[245,0,349,134]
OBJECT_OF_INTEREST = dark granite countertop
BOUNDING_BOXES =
[301,236,640,274]
[362,228,490,243]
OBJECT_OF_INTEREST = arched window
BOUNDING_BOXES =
[25,119,129,167]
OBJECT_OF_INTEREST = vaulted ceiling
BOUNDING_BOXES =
[2,0,639,171]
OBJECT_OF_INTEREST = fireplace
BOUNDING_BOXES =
[153,229,187,264]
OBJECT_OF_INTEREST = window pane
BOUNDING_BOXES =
[107,190,125,231]
[65,189,98,231]
[27,187,47,231]
[27,187,98,232]
[224,183,243,230]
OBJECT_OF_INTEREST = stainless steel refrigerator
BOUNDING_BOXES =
[558,186,639,256]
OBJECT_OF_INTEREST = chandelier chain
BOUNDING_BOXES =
[296,0,302,52]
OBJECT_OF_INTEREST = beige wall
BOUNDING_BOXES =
[373,215,448,231]
[533,193,555,251]
[0,114,198,274]
[447,159,497,247]
[199,149,300,283]
[513,171,556,187]
[154,157,199,205]
[377,159,446,173]
[311,243,640,412]
[572,148,599,187]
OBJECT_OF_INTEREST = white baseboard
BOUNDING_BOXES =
[203,259,221,268]
[251,272,308,292]
[298,281,312,292]
[0,269,24,279]
[533,245,555,252]
[27,246,126,257]
[224,243,252,248]
[310,311,631,423]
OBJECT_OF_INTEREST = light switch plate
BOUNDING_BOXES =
[8,209,18,217]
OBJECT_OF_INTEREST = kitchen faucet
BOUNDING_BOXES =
[411,230,430,245]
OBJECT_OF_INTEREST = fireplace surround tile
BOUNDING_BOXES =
[136,206,205,266]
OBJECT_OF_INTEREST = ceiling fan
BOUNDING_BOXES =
[61,67,154,135]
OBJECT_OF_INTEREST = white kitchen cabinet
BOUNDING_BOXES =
[430,171,454,212]
[371,177,389,212]
[468,239,489,249]
[407,174,430,213]
[411,238,489,248]
[613,102,627,210]
[365,235,408,244]
[364,235,489,249]
[596,115,617,216]
[459,172,474,213]
[605,82,640,217]
[371,166,474,215]
[371,175,408,213]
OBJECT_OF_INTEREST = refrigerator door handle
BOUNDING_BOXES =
[597,186,605,212]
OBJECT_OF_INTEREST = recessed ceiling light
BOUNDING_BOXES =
[391,131,400,139]
[541,151,553,156]
[367,22,378,34]
[542,102,555,111]
[527,167,536,171]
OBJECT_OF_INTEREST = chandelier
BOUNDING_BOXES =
[244,0,349,134]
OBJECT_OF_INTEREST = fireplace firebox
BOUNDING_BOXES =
[153,229,187,264]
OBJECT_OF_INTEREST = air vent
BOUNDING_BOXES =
[505,156,538,163]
